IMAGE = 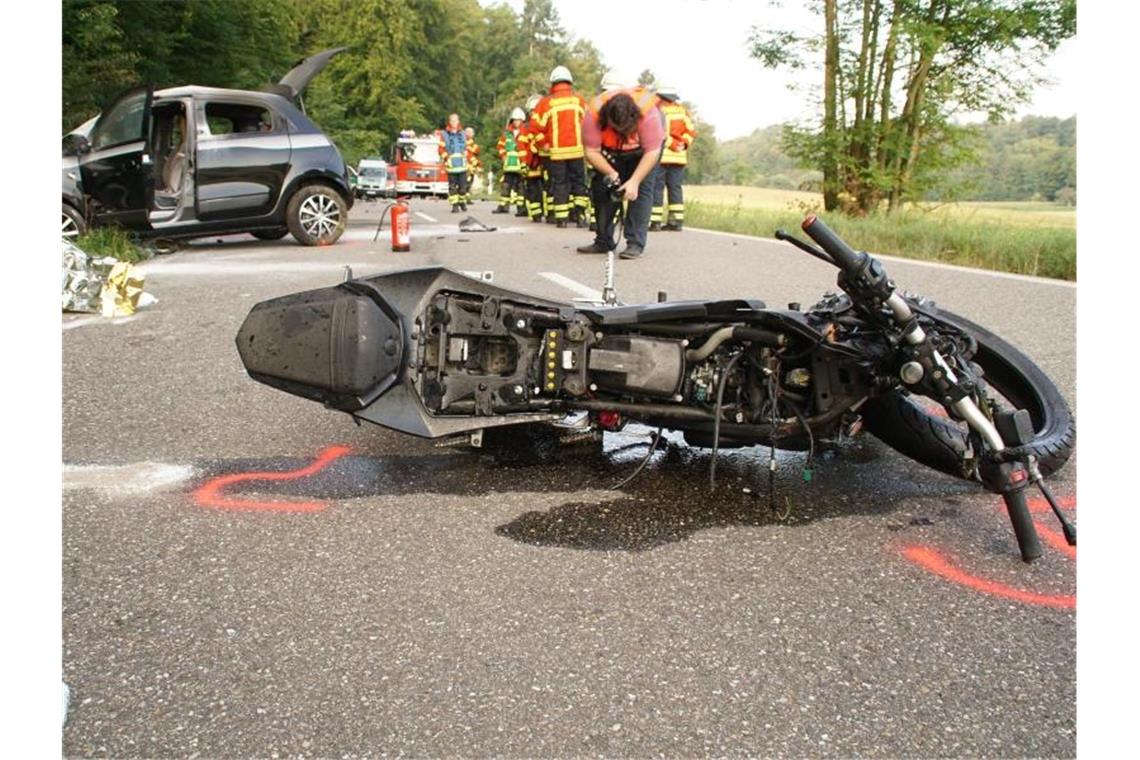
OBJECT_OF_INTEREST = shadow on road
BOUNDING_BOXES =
[190,424,978,552]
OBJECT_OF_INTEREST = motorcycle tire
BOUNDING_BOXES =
[862,306,1074,480]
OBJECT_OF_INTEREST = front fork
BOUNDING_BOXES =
[887,293,1047,562]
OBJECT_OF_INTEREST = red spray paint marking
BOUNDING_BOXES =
[901,545,1075,610]
[900,494,1075,609]
[192,445,351,513]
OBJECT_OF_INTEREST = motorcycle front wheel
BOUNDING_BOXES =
[861,306,1075,480]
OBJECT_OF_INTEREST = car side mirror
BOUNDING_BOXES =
[70,135,91,156]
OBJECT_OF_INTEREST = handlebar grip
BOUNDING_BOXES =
[801,215,863,272]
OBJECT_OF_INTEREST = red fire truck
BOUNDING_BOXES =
[393,130,448,197]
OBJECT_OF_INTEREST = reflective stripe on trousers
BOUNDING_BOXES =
[653,164,686,222]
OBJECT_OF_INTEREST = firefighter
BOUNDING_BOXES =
[438,113,468,213]
[464,126,481,207]
[519,94,546,223]
[533,65,589,228]
[651,84,697,231]
[493,107,527,214]
[576,70,665,260]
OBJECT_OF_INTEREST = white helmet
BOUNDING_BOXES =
[656,84,678,101]
[549,65,573,84]
[525,94,542,112]
[510,107,526,121]
[600,68,633,92]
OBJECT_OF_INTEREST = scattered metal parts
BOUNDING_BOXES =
[458,216,497,232]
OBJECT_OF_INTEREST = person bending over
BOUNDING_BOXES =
[576,83,663,259]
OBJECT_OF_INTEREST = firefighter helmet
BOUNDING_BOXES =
[600,69,632,91]
[510,107,526,121]
[656,84,679,101]
[550,65,573,84]
[525,94,542,112]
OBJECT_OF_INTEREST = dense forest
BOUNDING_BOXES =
[62,0,1073,204]
[703,116,1075,204]
[62,0,606,169]
[937,116,1075,204]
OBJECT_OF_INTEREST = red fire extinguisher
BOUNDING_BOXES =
[390,202,411,252]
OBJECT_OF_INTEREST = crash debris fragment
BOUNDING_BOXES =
[457,216,497,232]
[62,239,155,316]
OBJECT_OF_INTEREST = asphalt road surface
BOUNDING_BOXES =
[63,197,1076,758]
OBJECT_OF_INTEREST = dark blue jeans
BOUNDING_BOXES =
[592,152,661,250]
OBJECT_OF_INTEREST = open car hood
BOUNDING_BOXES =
[270,47,347,100]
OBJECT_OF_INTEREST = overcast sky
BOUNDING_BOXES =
[486,0,1076,140]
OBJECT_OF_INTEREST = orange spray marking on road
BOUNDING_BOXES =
[901,545,1075,610]
[900,495,1075,609]
[192,445,351,513]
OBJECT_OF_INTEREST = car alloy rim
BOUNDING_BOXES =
[62,212,80,239]
[298,194,341,239]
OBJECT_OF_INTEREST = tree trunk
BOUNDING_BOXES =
[823,0,840,212]
[888,1,944,210]
[853,0,873,133]
[851,0,885,214]
[875,1,899,178]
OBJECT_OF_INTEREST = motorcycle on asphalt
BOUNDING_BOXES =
[235,215,1075,561]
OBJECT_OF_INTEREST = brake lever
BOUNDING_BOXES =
[775,229,835,266]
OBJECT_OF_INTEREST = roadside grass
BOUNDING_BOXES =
[72,226,150,264]
[685,185,1076,281]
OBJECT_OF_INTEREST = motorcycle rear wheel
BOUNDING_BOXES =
[862,306,1075,480]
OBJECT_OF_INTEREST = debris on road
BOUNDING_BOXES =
[458,216,497,233]
[62,239,156,316]
[101,261,148,317]
[62,239,118,313]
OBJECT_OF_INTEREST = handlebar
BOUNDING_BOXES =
[801,215,865,274]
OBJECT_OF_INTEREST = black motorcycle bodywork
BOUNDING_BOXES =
[236,218,1075,561]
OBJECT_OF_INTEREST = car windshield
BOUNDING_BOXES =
[400,142,440,165]
[360,166,387,177]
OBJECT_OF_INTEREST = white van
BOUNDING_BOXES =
[355,157,394,199]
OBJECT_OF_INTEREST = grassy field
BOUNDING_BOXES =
[685,185,1076,281]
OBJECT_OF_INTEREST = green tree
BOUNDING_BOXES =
[684,110,719,185]
[60,0,608,173]
[62,0,300,131]
[62,1,137,130]
[750,0,1076,214]
[520,0,563,56]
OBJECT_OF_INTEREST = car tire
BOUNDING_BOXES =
[251,228,289,241]
[286,185,347,246]
[62,204,86,239]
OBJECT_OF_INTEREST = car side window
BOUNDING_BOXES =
[91,90,149,151]
[202,103,277,138]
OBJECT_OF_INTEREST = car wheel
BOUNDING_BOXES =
[286,185,347,246]
[62,205,86,239]
[251,228,289,241]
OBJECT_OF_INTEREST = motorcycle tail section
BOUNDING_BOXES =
[236,283,404,412]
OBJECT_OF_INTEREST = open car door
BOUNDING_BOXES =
[78,85,154,230]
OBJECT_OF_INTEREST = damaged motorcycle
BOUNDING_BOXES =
[235,215,1075,562]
